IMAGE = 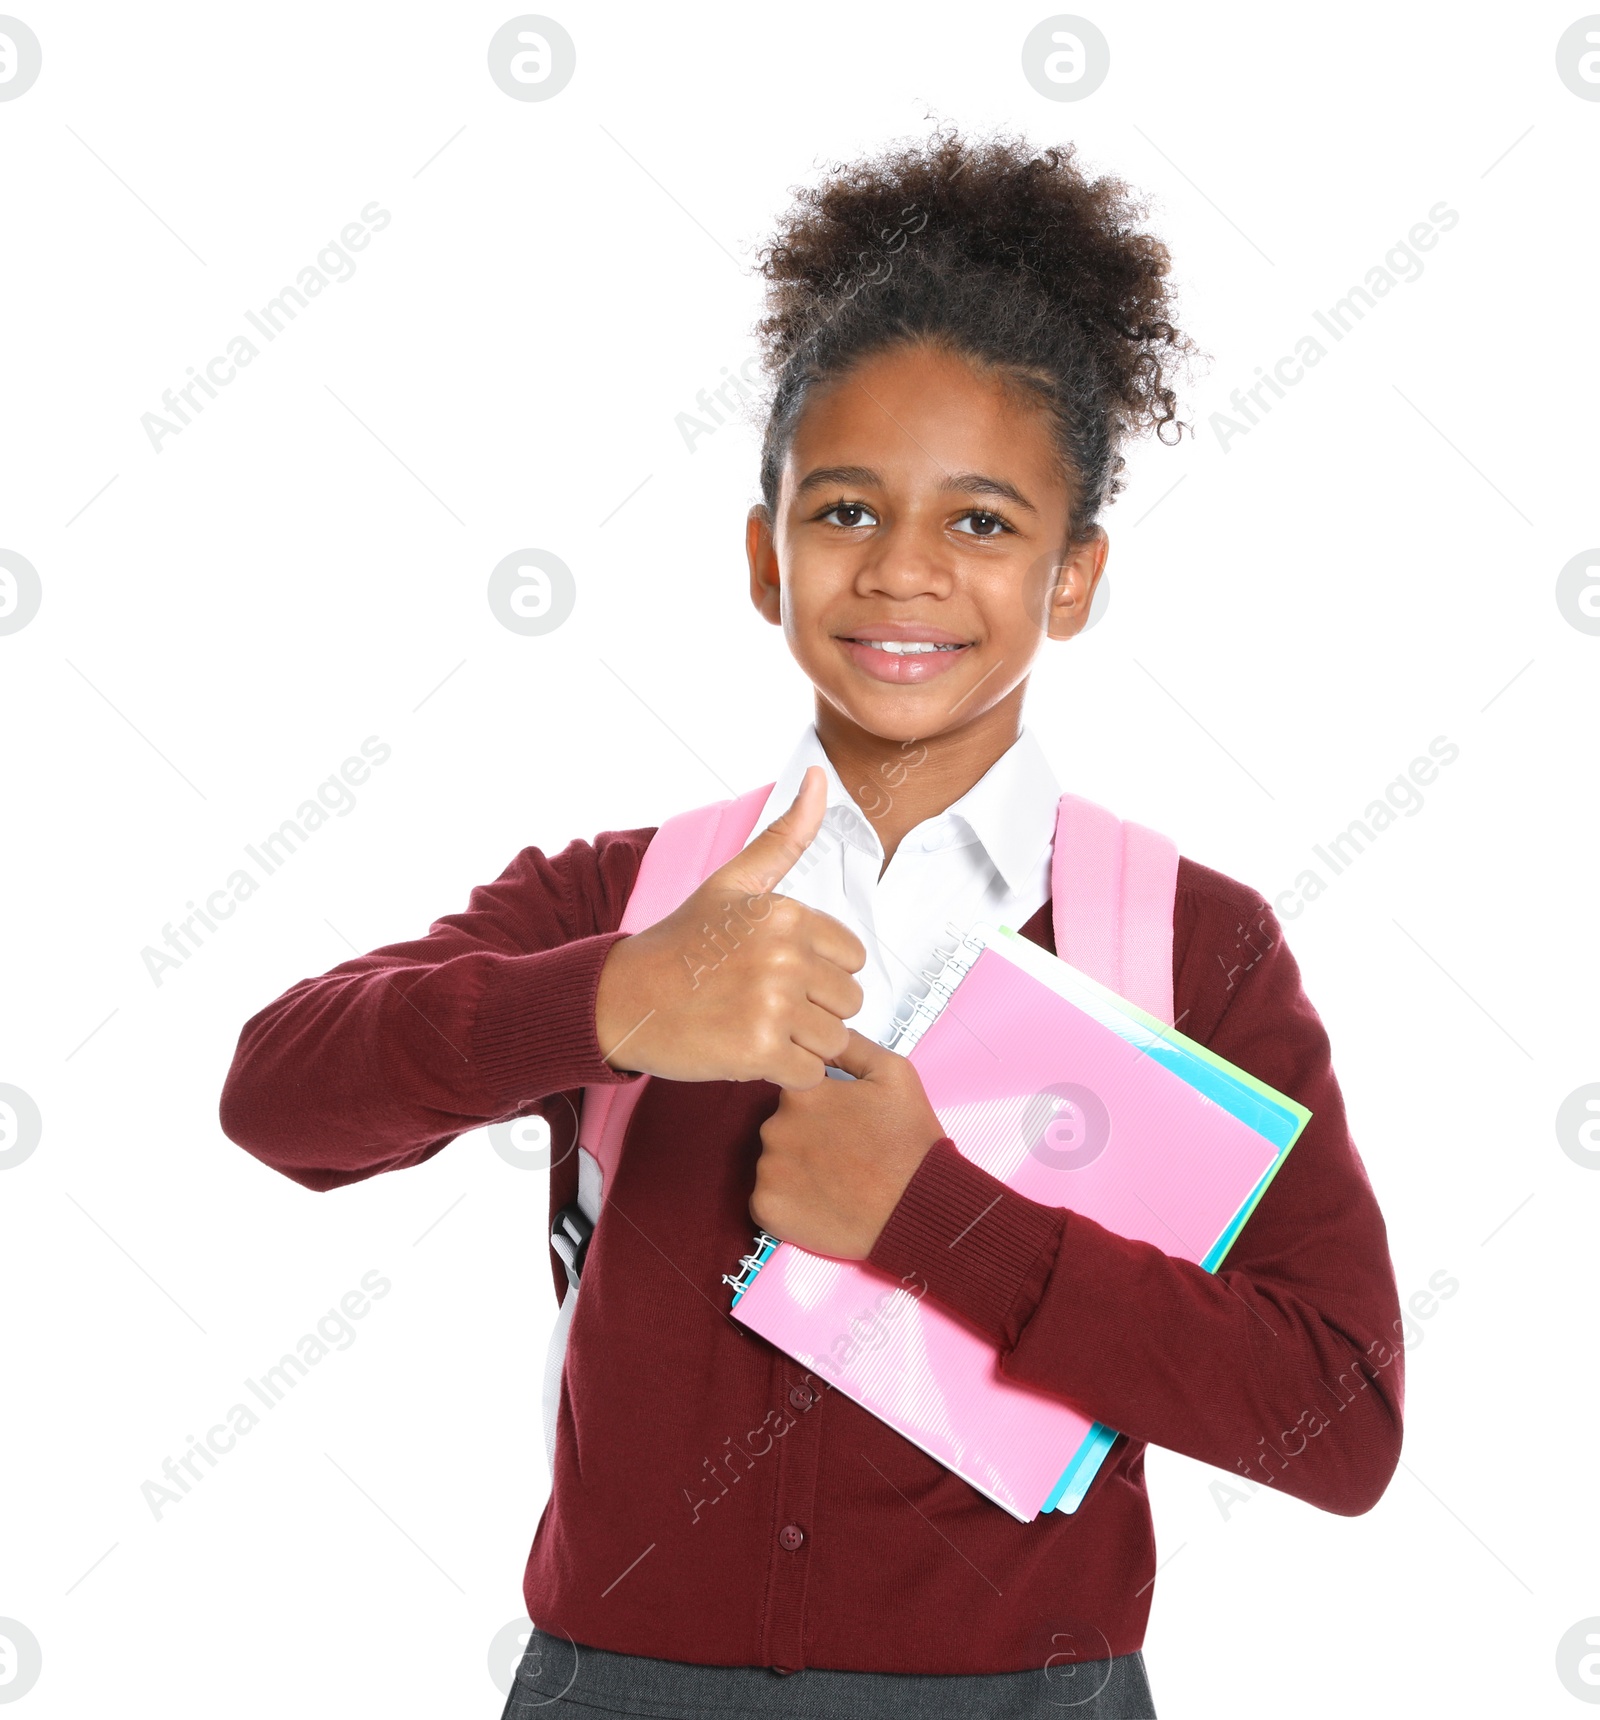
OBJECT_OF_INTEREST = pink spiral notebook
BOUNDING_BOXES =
[724,921,1310,1523]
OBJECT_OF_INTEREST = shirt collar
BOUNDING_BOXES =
[755,724,1060,897]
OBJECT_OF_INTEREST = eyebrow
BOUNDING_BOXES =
[793,464,1038,515]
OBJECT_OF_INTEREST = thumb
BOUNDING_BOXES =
[826,1028,889,1081]
[717,764,827,897]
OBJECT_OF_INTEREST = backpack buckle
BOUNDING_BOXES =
[551,1203,595,1291]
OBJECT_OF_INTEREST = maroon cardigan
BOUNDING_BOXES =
[218,823,1403,1674]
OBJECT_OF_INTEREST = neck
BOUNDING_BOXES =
[813,684,1027,873]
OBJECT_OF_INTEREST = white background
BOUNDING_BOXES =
[2,2,1597,1714]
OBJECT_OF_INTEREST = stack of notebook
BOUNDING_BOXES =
[723,921,1311,1524]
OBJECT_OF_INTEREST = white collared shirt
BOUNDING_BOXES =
[753,725,1061,1047]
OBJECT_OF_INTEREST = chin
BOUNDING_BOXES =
[827,689,960,744]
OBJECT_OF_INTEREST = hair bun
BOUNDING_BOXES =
[752,123,1198,537]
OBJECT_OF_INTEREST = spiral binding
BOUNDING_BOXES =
[883,921,992,1058]
[723,921,997,1306]
[722,1232,780,1299]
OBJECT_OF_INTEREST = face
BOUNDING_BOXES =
[747,341,1107,749]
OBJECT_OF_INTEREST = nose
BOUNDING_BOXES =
[854,517,954,600]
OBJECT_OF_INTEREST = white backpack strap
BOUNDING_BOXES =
[1050,792,1179,1025]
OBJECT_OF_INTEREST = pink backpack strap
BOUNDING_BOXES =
[577,783,776,1206]
[1050,792,1179,1027]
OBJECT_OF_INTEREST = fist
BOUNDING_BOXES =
[750,1030,946,1259]
[594,767,868,1090]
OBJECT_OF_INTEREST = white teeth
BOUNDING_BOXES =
[858,640,962,654]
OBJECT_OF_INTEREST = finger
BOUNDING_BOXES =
[796,903,868,975]
[767,1040,830,1092]
[825,1028,888,1081]
[715,766,826,899]
[788,999,855,1067]
[803,960,865,1027]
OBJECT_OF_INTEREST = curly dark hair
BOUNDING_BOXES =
[752,124,1199,544]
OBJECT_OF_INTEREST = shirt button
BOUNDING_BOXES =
[788,1385,814,1411]
[777,1523,805,1551]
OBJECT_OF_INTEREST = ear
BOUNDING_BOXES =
[1043,529,1109,641]
[747,504,781,625]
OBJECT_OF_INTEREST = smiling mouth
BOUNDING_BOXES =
[834,634,975,684]
[842,638,968,654]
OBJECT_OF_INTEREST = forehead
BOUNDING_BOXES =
[782,343,1067,502]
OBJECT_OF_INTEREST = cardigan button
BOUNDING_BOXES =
[788,1385,815,1411]
[777,1523,805,1551]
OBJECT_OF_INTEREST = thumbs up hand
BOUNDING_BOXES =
[593,767,869,1090]
[750,1029,946,1259]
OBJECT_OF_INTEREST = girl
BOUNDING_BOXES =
[221,126,1403,1719]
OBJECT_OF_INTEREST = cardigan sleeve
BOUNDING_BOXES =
[217,826,652,1195]
[866,889,1404,1518]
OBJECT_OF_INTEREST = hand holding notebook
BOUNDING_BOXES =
[726,920,1312,1523]
[749,1026,953,1262]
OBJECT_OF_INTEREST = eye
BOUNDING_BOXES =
[817,499,879,529]
[951,509,1013,538]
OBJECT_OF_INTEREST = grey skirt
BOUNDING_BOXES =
[500,1627,1157,1719]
